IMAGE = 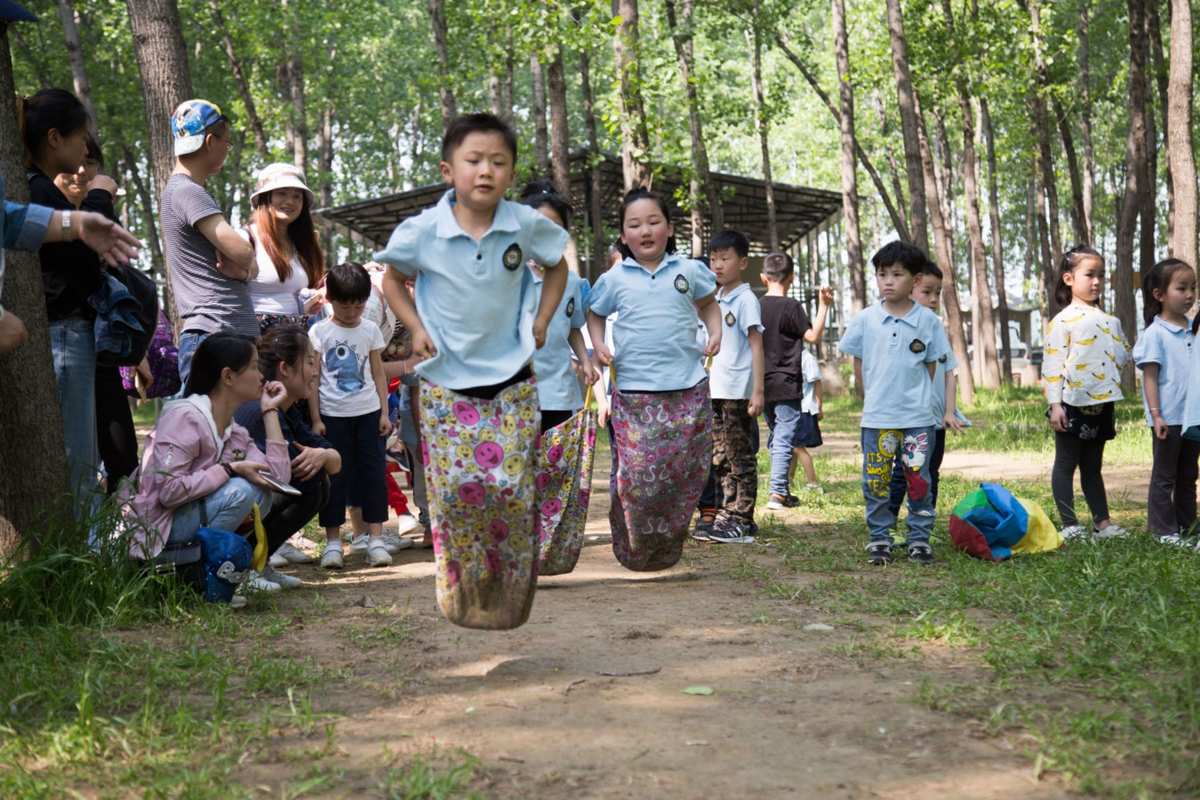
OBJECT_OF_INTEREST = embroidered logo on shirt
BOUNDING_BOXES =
[938,354,948,364]
[724,311,736,327]
[674,274,690,294]
[565,297,575,317]
[502,243,523,271]
[909,339,926,354]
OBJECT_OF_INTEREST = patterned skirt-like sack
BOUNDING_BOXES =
[419,378,541,630]
[609,379,712,571]
[535,405,598,576]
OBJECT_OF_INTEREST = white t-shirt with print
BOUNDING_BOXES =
[309,317,385,418]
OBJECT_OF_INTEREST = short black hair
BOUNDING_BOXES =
[325,261,372,303]
[441,112,518,162]
[762,252,794,280]
[520,179,571,228]
[918,262,943,282]
[870,240,931,275]
[709,230,749,258]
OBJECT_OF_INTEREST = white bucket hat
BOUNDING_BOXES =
[250,163,315,207]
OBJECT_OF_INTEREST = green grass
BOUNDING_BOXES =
[741,442,1199,798]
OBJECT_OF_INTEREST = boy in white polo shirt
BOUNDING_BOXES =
[376,112,570,630]
[838,241,951,566]
[704,231,764,544]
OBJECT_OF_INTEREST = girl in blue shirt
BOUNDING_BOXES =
[586,188,722,571]
[1133,258,1198,546]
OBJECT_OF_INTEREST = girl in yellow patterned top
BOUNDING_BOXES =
[1043,245,1130,541]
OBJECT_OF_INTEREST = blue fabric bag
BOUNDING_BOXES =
[195,528,252,603]
[89,271,147,365]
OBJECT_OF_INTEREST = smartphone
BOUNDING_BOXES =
[255,469,302,496]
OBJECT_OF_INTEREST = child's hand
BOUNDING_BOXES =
[379,412,392,437]
[748,390,764,417]
[311,419,326,437]
[704,333,721,358]
[1048,404,1068,432]
[597,402,609,429]
[1153,413,1169,440]
[532,316,550,349]
[818,286,834,307]
[593,342,614,366]
[411,327,437,359]
[944,412,965,432]
[577,359,600,386]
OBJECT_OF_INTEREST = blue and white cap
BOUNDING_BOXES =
[170,99,227,156]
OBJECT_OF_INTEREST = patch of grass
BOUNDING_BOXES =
[379,751,481,800]
[738,449,1200,797]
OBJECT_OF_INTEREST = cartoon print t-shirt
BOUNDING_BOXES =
[309,316,386,417]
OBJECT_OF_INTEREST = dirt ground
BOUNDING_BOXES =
[235,447,1079,800]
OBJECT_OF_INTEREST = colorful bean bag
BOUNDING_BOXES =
[948,483,1063,561]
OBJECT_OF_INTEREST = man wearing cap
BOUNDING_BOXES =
[162,99,255,384]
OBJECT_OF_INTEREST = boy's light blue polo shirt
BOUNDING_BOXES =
[531,268,586,411]
[838,301,950,429]
[588,253,716,392]
[710,282,763,400]
[1132,316,1193,425]
[930,350,959,429]
[373,189,569,391]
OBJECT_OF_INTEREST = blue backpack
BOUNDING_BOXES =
[195,528,252,603]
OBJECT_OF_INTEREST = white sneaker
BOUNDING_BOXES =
[366,537,393,567]
[349,533,369,553]
[381,533,414,553]
[1060,524,1090,541]
[395,514,420,535]
[244,570,282,592]
[262,566,302,589]
[1092,523,1129,540]
[321,543,344,570]
[229,594,248,609]
[273,541,315,565]
[1157,533,1191,548]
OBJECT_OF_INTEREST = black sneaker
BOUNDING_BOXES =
[708,517,756,544]
[907,542,934,565]
[866,541,893,566]
[692,515,716,541]
[766,493,799,510]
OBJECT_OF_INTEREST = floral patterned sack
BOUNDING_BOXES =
[419,377,541,630]
[535,405,597,576]
[609,380,712,571]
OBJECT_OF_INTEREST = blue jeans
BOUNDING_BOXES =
[764,400,803,496]
[861,426,936,545]
[176,330,209,390]
[169,476,274,545]
[49,317,99,504]
[888,427,946,516]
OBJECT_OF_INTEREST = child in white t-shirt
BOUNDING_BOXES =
[308,262,391,569]
[792,348,824,491]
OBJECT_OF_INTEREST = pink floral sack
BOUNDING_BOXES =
[535,406,597,576]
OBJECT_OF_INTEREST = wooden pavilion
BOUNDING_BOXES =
[316,149,843,283]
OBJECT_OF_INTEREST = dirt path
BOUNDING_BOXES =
[238,451,1075,799]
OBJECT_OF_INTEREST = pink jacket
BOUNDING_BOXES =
[125,395,291,559]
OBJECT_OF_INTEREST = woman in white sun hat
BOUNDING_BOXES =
[244,163,327,333]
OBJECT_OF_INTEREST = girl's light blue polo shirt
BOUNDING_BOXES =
[531,268,586,411]
[710,282,763,400]
[1132,316,1194,426]
[588,254,716,392]
[837,301,951,429]
[373,190,569,391]
[930,350,959,429]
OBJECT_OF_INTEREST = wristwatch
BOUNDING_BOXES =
[221,463,236,479]
[61,209,72,235]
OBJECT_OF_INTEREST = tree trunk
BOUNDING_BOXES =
[885,0,928,250]
[612,0,651,190]
[1052,97,1089,244]
[1139,3,1158,279]
[1148,0,1172,246]
[1077,2,1096,244]
[210,0,268,158]
[748,1,778,251]
[547,47,571,198]
[122,144,164,280]
[530,54,550,176]
[1167,0,1197,267]
[56,0,95,124]
[1115,0,1149,390]
[0,23,70,552]
[831,0,865,312]
[1024,177,1037,289]
[578,38,606,278]
[980,98,1012,384]
[287,55,307,172]
[1027,0,1063,264]
[666,0,722,255]
[1034,164,1055,325]
[956,93,1000,388]
[126,0,193,326]
[320,104,335,268]
[427,0,456,127]
[775,33,907,240]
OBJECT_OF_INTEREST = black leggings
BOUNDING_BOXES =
[96,363,138,495]
[1051,431,1109,528]
[262,474,330,555]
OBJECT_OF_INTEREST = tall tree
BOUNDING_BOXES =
[980,98,1012,383]
[546,46,571,197]
[831,0,865,312]
[577,25,606,276]
[665,0,722,255]
[56,0,94,124]
[885,0,928,250]
[612,0,651,189]
[530,54,550,176]
[209,0,269,159]
[1147,0,1172,245]
[0,21,70,551]
[748,0,778,251]
[427,0,457,127]
[1076,3,1096,243]
[1052,97,1089,244]
[122,145,163,279]
[1114,0,1150,387]
[1167,0,1196,266]
[286,55,307,172]
[1025,0,1063,265]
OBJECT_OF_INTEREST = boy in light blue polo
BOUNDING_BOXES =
[702,231,764,544]
[838,241,950,566]
[375,113,571,631]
